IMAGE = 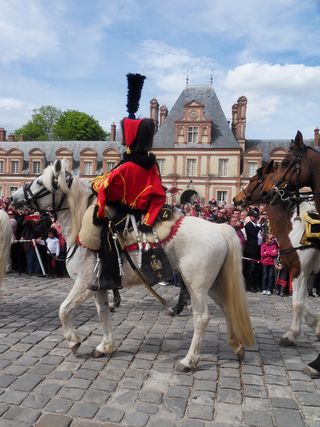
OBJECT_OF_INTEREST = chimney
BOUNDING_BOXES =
[159,105,168,126]
[0,128,6,142]
[8,133,14,142]
[149,98,159,131]
[315,127,319,147]
[231,104,238,138]
[17,134,24,142]
[237,96,247,141]
[110,123,116,141]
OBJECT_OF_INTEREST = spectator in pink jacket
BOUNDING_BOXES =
[260,234,279,295]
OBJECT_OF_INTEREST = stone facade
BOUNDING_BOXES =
[0,84,317,204]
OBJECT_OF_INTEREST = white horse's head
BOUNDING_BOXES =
[11,159,90,246]
[10,159,72,212]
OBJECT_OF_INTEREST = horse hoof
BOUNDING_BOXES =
[176,363,192,373]
[91,349,106,358]
[71,342,81,354]
[109,306,115,313]
[166,308,177,317]
[113,299,121,309]
[278,337,295,347]
[302,366,320,379]
[236,346,245,361]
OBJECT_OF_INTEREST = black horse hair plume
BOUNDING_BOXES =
[126,73,146,119]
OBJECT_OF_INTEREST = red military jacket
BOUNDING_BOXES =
[93,161,166,226]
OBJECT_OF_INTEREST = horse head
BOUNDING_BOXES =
[233,160,275,206]
[10,159,72,212]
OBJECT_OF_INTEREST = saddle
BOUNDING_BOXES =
[78,203,180,285]
[300,211,320,247]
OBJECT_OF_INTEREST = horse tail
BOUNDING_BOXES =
[0,211,12,284]
[218,224,255,347]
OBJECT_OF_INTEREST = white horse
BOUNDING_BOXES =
[11,159,254,370]
[274,201,320,346]
[0,210,12,286]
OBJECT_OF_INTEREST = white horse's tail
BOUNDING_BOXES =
[0,211,12,284]
[218,224,255,347]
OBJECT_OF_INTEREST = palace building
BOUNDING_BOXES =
[0,84,317,204]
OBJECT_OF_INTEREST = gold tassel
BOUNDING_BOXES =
[126,145,132,154]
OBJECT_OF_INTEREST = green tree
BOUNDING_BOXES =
[53,110,107,141]
[15,105,62,141]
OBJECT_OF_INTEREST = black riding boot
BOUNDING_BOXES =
[88,248,122,291]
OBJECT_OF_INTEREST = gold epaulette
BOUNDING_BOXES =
[92,175,106,193]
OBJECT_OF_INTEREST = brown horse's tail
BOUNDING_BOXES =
[218,224,255,347]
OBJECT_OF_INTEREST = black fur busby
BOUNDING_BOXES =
[126,73,146,119]
[122,73,155,154]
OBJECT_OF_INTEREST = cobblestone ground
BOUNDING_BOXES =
[0,273,319,427]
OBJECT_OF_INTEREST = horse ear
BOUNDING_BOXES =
[53,159,62,178]
[294,130,304,149]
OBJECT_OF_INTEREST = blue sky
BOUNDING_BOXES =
[1,0,320,139]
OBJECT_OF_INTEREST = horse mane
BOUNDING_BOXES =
[42,162,91,246]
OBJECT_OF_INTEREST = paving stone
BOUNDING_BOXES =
[45,398,74,413]
[2,406,41,424]
[273,408,305,427]
[139,389,163,404]
[34,413,72,427]
[271,397,299,409]
[0,374,16,388]
[217,388,242,404]
[214,402,242,424]
[186,402,214,421]
[11,373,44,392]
[163,396,187,419]
[0,390,28,405]
[69,401,99,418]
[295,392,320,406]
[58,386,85,401]
[96,406,125,423]
[0,403,9,416]
[123,411,150,427]
[244,410,274,427]
[23,393,51,409]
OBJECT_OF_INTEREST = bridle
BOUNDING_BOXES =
[22,172,73,214]
[240,169,270,205]
[270,149,305,203]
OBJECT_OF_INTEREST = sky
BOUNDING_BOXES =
[1,0,320,139]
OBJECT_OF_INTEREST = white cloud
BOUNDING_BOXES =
[225,63,320,95]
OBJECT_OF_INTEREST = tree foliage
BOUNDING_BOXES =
[14,106,108,141]
[15,105,62,141]
[53,110,107,141]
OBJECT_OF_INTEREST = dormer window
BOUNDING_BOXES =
[33,160,41,175]
[188,127,199,144]
[11,160,19,174]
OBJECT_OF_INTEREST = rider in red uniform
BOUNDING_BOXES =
[88,74,166,291]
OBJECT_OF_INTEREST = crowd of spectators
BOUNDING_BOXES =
[173,197,320,298]
[0,196,67,278]
[1,193,320,296]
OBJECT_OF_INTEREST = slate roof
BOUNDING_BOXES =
[246,138,314,161]
[153,84,239,149]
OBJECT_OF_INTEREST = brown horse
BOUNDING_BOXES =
[258,130,320,212]
[234,166,320,378]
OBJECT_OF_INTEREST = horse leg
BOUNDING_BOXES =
[279,277,305,346]
[179,290,209,371]
[59,281,93,353]
[208,286,245,360]
[112,288,121,308]
[91,292,114,358]
[304,308,320,340]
